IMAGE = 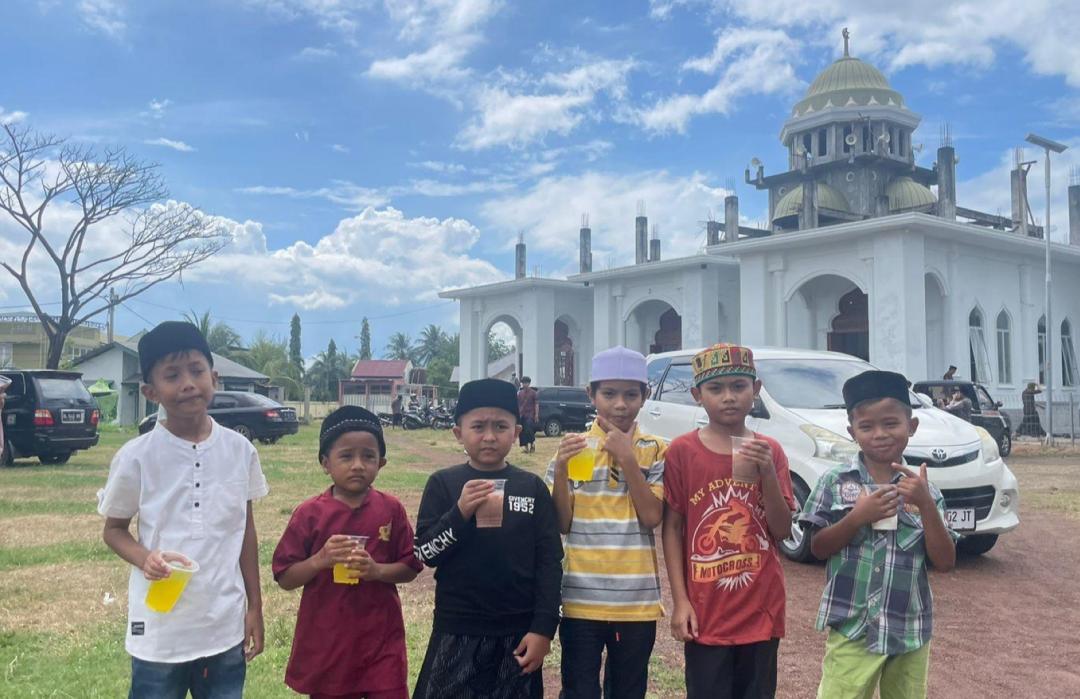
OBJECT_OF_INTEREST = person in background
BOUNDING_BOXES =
[944,387,973,422]
[1017,382,1046,438]
[942,366,957,381]
[391,392,404,429]
[517,377,539,454]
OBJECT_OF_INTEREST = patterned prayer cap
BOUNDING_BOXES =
[691,343,756,387]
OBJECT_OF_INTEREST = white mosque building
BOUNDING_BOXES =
[442,34,1080,427]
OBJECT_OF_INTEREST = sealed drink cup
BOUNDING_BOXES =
[333,535,369,585]
[864,483,899,530]
[145,553,199,613]
[567,437,599,482]
[475,479,507,528]
[731,435,759,483]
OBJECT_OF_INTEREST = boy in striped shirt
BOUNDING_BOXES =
[546,346,666,699]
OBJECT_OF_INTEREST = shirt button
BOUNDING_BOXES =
[195,482,200,488]
[874,566,881,573]
[194,502,200,508]
[196,463,201,468]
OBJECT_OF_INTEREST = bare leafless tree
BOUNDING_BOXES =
[0,123,228,368]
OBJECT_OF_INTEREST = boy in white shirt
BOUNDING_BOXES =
[98,321,269,698]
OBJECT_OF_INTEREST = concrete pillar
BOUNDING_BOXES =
[937,146,956,221]
[649,238,661,262]
[635,216,648,265]
[579,226,592,272]
[724,195,740,242]
[1011,168,1030,236]
[707,220,722,246]
[799,180,818,230]
[875,194,891,218]
[870,232,927,378]
[515,241,526,279]
[1068,184,1080,246]
[739,256,769,346]
[522,289,555,386]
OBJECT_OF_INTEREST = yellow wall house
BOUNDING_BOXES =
[0,313,107,369]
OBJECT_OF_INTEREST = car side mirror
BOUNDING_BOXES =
[995,401,1003,408]
[750,396,770,420]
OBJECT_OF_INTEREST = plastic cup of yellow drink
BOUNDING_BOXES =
[145,554,199,613]
[567,437,599,482]
[333,535,369,585]
[731,436,759,482]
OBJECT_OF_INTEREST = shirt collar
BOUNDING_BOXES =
[152,415,221,450]
[842,452,904,484]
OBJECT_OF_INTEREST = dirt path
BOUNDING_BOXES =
[390,436,1080,697]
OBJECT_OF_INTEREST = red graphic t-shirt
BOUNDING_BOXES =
[664,430,796,646]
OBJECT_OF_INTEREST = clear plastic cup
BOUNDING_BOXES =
[333,535,369,585]
[567,437,599,482]
[864,483,899,530]
[731,435,759,482]
[475,479,508,528]
[145,553,199,613]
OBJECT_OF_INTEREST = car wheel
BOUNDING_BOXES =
[544,418,563,437]
[0,440,13,467]
[39,452,72,465]
[233,424,254,441]
[998,431,1012,457]
[957,533,998,556]
[779,478,816,563]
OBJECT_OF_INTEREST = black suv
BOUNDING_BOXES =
[535,386,594,437]
[1,370,100,465]
[913,380,1013,456]
[138,390,299,443]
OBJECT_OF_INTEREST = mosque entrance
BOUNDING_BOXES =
[651,308,682,354]
[554,319,574,386]
[827,288,869,360]
[625,300,682,356]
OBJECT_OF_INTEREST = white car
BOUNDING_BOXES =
[641,347,1020,561]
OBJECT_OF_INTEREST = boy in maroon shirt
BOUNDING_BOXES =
[662,344,795,699]
[273,406,422,699]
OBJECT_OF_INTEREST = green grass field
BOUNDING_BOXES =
[0,424,577,697]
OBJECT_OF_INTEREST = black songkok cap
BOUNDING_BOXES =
[842,370,911,412]
[320,405,386,458]
[454,378,520,423]
[138,321,214,382]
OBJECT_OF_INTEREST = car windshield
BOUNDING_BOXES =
[242,393,280,407]
[755,359,921,410]
[35,377,93,401]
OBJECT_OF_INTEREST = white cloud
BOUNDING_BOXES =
[294,45,337,60]
[331,143,350,153]
[480,170,731,265]
[0,107,28,125]
[147,99,170,119]
[77,0,126,39]
[412,160,468,174]
[237,182,389,210]
[197,206,506,309]
[243,0,371,35]
[636,27,802,133]
[456,59,636,150]
[144,137,195,152]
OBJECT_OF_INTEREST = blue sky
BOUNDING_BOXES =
[1,0,1079,361]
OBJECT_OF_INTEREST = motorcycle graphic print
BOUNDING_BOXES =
[688,478,769,590]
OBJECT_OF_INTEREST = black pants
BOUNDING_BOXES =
[413,631,543,699]
[519,419,536,447]
[684,639,779,699]
[559,618,656,699]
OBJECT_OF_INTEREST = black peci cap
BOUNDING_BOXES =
[842,370,910,412]
[138,321,214,382]
[454,378,520,423]
[319,405,386,458]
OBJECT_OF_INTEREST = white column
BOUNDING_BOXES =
[523,289,555,386]
[740,255,769,346]
[870,232,927,377]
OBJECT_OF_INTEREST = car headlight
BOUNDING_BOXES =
[974,425,1000,462]
[800,424,860,463]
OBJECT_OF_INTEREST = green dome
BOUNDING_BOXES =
[773,183,850,221]
[792,57,905,117]
[886,177,936,211]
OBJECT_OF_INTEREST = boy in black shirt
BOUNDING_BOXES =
[413,379,563,699]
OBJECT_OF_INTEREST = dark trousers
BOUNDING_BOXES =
[684,639,779,699]
[559,618,656,699]
[519,419,536,447]
[413,631,543,699]
[129,643,245,699]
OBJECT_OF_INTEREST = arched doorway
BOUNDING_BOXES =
[485,317,521,381]
[554,319,574,386]
[925,274,946,377]
[624,300,682,355]
[828,288,869,360]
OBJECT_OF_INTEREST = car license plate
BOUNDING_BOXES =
[61,409,83,424]
[945,508,976,531]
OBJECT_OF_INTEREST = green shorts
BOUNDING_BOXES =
[816,629,930,699]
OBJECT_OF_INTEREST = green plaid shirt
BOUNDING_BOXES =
[798,455,959,655]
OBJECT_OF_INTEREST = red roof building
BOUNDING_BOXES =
[338,359,430,411]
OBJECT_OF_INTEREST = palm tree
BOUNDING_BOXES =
[414,324,446,366]
[182,309,244,359]
[384,332,415,362]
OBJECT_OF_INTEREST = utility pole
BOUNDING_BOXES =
[107,288,118,344]
[1026,133,1068,445]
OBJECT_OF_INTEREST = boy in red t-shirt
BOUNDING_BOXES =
[662,344,795,699]
[272,406,422,699]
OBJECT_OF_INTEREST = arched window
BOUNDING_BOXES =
[817,128,827,157]
[1038,315,1047,385]
[968,307,991,383]
[1063,319,1078,387]
[996,310,1012,384]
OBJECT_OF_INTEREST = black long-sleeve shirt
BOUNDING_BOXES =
[414,462,563,639]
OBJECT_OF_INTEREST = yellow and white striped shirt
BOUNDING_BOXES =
[545,423,666,621]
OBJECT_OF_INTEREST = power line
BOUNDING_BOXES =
[120,302,154,326]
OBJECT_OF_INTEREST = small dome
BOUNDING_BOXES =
[886,177,937,212]
[773,183,850,221]
[792,56,905,117]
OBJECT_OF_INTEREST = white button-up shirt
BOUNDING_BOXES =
[98,418,269,662]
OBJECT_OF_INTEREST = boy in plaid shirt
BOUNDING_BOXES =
[799,370,957,698]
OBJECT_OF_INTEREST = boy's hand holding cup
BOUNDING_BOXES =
[853,484,900,529]
[142,549,190,581]
[458,479,495,520]
[555,433,589,471]
[891,462,935,512]
[318,534,360,569]
[731,436,770,483]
